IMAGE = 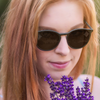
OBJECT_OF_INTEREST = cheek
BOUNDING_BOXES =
[73,48,83,62]
[36,49,46,74]
[36,48,50,69]
[36,48,53,76]
[70,48,82,66]
[36,49,46,65]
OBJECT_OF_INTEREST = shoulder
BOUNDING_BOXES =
[79,74,100,85]
[0,89,3,100]
[0,96,3,100]
[79,74,100,100]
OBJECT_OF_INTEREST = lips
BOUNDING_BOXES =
[49,61,70,69]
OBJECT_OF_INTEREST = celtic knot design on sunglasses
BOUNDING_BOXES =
[37,22,93,51]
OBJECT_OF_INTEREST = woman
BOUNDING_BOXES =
[0,0,100,100]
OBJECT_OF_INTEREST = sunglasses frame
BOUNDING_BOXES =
[37,21,93,51]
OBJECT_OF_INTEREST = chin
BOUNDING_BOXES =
[48,71,70,81]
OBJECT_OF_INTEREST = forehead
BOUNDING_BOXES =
[39,0,84,32]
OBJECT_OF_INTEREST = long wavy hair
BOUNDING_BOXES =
[1,0,99,100]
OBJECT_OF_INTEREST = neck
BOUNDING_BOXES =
[39,77,52,100]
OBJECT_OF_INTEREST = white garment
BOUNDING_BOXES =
[74,74,100,100]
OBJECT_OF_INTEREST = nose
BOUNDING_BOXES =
[54,36,70,56]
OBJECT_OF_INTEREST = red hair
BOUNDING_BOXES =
[1,0,99,100]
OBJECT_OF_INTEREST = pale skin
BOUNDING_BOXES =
[0,0,100,100]
[36,0,83,99]
[36,0,100,100]
[36,1,83,80]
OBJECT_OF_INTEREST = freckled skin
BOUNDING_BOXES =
[36,0,83,80]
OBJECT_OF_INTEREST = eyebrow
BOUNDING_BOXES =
[38,23,84,32]
[70,23,84,31]
[39,26,57,31]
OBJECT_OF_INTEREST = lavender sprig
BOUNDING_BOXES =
[44,74,94,100]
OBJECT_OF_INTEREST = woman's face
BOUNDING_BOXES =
[36,0,84,80]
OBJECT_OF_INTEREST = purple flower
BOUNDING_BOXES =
[44,75,94,100]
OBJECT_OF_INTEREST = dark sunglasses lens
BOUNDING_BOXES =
[67,30,91,49]
[37,31,60,50]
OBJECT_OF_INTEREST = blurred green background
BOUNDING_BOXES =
[0,0,100,78]
[0,0,9,69]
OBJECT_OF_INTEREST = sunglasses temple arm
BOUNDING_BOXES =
[85,21,93,30]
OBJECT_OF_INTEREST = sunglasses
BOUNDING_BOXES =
[37,22,93,51]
